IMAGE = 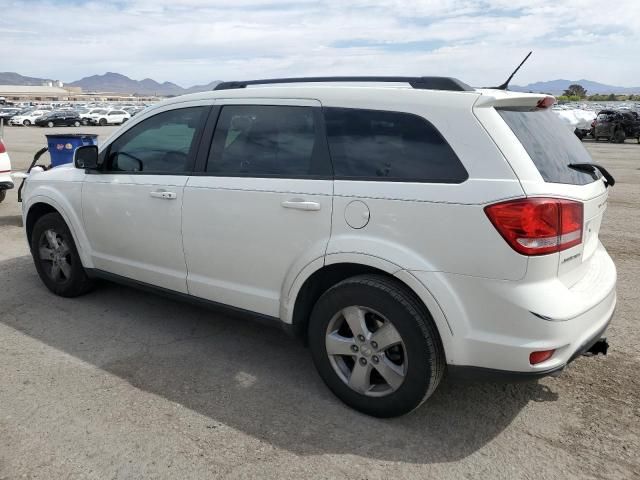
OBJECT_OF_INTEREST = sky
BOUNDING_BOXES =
[2,0,640,88]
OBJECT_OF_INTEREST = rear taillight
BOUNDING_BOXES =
[485,198,583,256]
[0,140,6,154]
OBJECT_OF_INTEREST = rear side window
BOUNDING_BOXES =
[207,105,331,177]
[498,109,597,185]
[324,107,467,183]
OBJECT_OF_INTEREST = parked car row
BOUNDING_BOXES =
[0,104,148,127]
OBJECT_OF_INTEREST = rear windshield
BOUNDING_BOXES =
[498,108,597,185]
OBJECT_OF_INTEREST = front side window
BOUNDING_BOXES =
[104,106,207,173]
[324,107,468,183]
[206,105,330,177]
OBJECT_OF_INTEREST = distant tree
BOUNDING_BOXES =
[607,93,617,101]
[563,84,587,98]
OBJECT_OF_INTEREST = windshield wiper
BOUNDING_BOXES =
[568,163,615,187]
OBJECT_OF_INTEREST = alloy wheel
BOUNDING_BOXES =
[38,229,72,283]
[325,306,407,397]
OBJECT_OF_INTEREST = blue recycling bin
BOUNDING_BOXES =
[46,134,98,168]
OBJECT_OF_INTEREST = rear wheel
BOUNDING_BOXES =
[23,120,31,126]
[73,120,81,127]
[30,212,94,297]
[98,118,107,126]
[613,129,626,143]
[308,274,445,417]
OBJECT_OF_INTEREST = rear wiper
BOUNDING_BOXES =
[568,163,616,187]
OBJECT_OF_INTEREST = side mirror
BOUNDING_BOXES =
[74,145,99,170]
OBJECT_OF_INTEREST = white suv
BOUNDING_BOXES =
[20,77,617,417]
[87,109,131,126]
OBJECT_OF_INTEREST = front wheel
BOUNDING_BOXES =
[30,212,94,297]
[98,118,107,126]
[47,121,54,128]
[0,190,6,203]
[23,120,31,126]
[308,274,445,417]
[613,129,626,143]
[73,120,81,127]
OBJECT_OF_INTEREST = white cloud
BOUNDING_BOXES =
[1,0,639,87]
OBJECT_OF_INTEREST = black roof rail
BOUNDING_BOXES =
[214,76,473,92]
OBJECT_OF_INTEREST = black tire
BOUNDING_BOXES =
[73,121,81,127]
[0,189,6,203]
[308,274,445,417]
[47,121,54,128]
[30,212,93,297]
[98,118,107,126]
[613,129,626,143]
[23,120,31,126]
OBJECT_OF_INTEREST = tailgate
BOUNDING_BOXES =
[558,188,608,287]
[473,93,611,285]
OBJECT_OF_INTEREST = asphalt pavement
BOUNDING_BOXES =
[0,126,638,479]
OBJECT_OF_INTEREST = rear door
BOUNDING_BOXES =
[182,99,333,317]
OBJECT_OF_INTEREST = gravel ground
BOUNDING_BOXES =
[0,126,638,479]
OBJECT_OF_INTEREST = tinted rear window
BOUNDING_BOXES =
[498,109,597,185]
[207,105,331,177]
[324,107,468,183]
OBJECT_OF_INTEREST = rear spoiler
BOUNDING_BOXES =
[473,90,555,110]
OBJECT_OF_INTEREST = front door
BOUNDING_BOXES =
[182,101,333,317]
[82,105,210,293]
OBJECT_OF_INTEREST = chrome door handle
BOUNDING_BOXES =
[150,190,177,200]
[281,199,321,211]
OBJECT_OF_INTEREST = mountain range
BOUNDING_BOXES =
[2,72,639,96]
[511,79,640,95]
[0,72,221,96]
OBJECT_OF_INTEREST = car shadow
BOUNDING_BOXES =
[0,255,558,464]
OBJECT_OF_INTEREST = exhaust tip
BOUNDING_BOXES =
[583,337,609,357]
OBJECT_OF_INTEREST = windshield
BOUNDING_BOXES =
[498,108,598,185]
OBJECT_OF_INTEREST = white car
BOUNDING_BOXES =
[87,109,131,126]
[0,138,13,202]
[8,110,51,126]
[20,77,617,417]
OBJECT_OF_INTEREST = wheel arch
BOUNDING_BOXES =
[24,196,93,268]
[285,254,454,361]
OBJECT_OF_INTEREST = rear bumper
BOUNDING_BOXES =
[410,243,617,373]
[448,311,613,382]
